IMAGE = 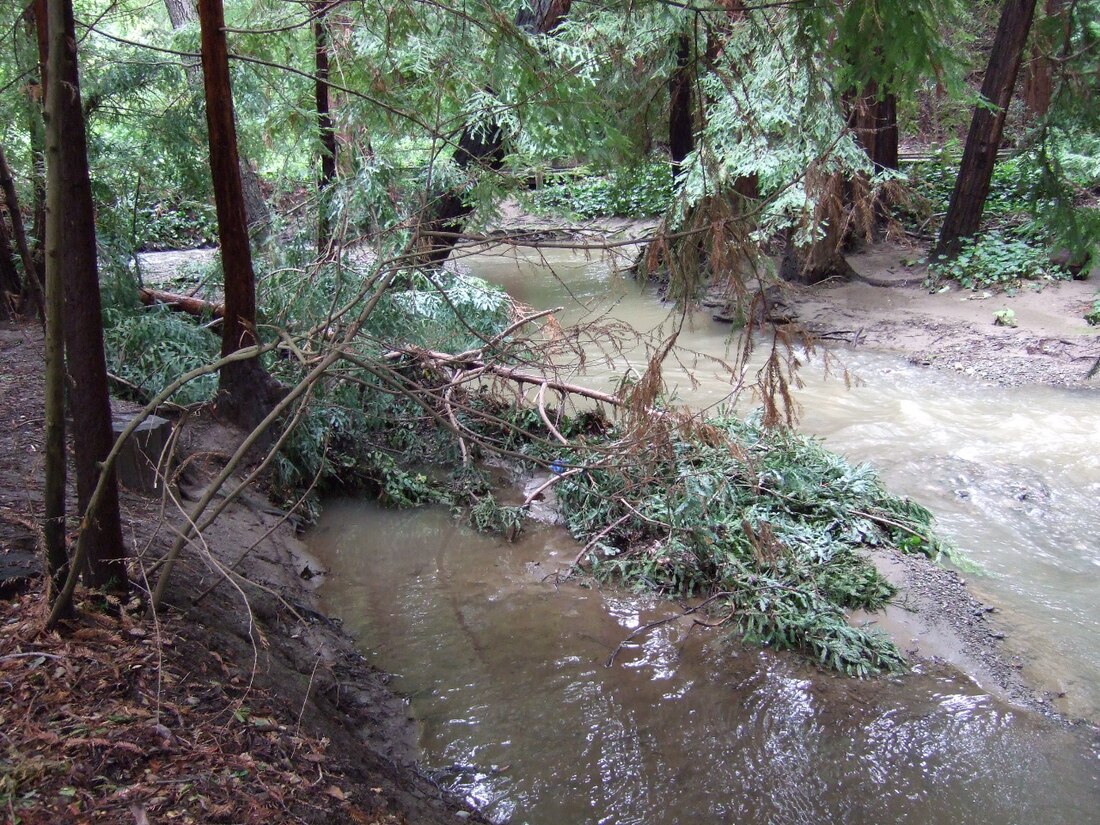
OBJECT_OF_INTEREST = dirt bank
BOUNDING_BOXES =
[0,323,485,824]
[795,244,1100,388]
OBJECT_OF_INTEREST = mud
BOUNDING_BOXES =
[798,244,1099,388]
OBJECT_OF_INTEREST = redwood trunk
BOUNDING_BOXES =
[1022,0,1067,117]
[849,89,899,173]
[669,33,695,177]
[46,0,127,592]
[166,0,270,231]
[935,0,1038,260]
[198,0,273,430]
[28,0,47,295]
[0,143,45,316]
[846,83,898,232]
[312,1,337,251]
[0,211,19,316]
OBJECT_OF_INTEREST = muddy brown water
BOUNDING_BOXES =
[309,248,1100,823]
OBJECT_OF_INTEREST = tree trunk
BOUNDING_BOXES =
[164,0,270,231]
[0,211,19,317]
[27,0,47,298]
[312,0,337,252]
[669,32,695,178]
[849,85,899,173]
[845,83,899,234]
[414,0,572,265]
[46,0,128,594]
[935,0,1038,260]
[139,286,222,318]
[198,0,275,430]
[0,143,45,317]
[1022,0,1067,117]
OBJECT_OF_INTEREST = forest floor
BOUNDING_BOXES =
[2,221,1096,822]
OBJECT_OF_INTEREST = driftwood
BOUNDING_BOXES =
[139,287,223,319]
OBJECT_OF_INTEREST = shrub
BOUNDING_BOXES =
[928,231,1071,290]
[532,161,673,218]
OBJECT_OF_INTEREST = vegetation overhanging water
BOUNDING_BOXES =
[307,249,1100,824]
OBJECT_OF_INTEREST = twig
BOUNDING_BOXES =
[443,381,469,465]
[387,346,623,408]
[849,508,928,541]
[605,591,734,667]
[296,653,324,738]
[522,467,583,508]
[571,513,630,568]
[536,382,569,445]
[0,652,66,661]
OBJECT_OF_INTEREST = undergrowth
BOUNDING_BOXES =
[926,230,1073,290]
[532,161,673,219]
[1086,296,1100,326]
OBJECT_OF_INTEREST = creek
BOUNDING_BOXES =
[308,248,1100,824]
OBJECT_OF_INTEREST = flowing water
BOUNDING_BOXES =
[308,248,1100,823]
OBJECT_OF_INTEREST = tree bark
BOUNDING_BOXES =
[935,0,1038,260]
[0,143,45,317]
[669,33,695,178]
[139,287,222,318]
[198,0,275,430]
[312,0,337,252]
[849,85,898,173]
[27,0,47,297]
[0,211,19,317]
[46,0,128,594]
[164,0,270,231]
[414,0,572,265]
[1022,0,1067,117]
[845,82,899,235]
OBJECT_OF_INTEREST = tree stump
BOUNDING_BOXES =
[111,414,172,494]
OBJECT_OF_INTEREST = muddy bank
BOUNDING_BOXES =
[857,547,1053,713]
[780,244,1099,388]
[0,323,484,824]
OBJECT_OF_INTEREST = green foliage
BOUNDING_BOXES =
[467,494,525,536]
[528,411,946,675]
[367,271,513,354]
[677,13,874,240]
[1018,0,1100,258]
[532,162,673,218]
[928,231,1072,290]
[257,252,514,508]
[100,270,220,405]
[1086,297,1100,326]
[904,157,1038,219]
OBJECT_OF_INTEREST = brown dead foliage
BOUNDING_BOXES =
[0,585,402,825]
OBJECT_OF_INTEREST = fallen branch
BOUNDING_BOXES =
[388,346,623,408]
[139,287,223,319]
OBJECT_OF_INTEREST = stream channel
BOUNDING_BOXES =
[308,248,1100,824]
